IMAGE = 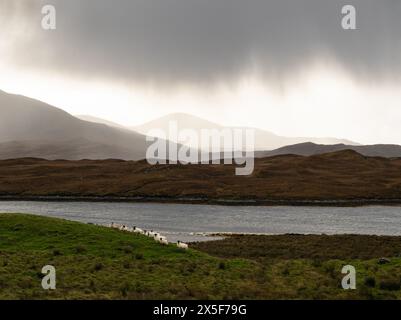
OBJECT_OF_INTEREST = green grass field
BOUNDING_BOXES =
[1,213,401,300]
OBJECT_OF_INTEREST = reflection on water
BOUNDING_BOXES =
[1,201,401,242]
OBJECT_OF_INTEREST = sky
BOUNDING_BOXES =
[0,0,401,144]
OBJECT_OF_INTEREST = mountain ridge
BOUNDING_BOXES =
[2,90,400,160]
[256,142,401,158]
[132,112,359,151]
[0,90,149,160]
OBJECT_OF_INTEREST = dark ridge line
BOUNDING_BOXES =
[1,195,401,207]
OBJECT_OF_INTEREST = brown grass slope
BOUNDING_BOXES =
[191,234,401,260]
[0,150,401,202]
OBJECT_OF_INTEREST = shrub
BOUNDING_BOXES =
[19,277,34,289]
[364,277,376,288]
[120,283,130,297]
[135,253,144,260]
[94,263,103,271]
[121,246,133,254]
[13,224,23,231]
[379,279,400,291]
[75,245,87,254]
[282,267,290,276]
[312,259,322,268]
[186,262,197,273]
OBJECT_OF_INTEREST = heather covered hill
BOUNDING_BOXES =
[0,150,401,203]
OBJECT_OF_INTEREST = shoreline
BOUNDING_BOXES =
[1,195,401,207]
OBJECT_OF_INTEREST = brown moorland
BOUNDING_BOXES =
[0,150,401,204]
[191,234,401,260]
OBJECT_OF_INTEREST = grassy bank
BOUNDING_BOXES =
[1,213,401,299]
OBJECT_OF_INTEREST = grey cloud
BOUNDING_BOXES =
[3,0,401,86]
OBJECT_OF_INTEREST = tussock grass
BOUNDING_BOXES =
[191,234,401,260]
[1,151,401,201]
[2,213,401,299]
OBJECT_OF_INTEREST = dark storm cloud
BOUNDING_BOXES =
[4,0,401,86]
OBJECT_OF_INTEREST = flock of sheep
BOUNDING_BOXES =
[107,222,188,250]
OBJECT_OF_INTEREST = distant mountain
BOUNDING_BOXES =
[0,140,141,160]
[257,142,401,158]
[133,113,359,151]
[75,115,127,130]
[0,90,151,160]
[0,90,368,161]
[133,113,221,133]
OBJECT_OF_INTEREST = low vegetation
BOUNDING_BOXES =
[191,234,401,260]
[0,150,401,203]
[2,213,401,299]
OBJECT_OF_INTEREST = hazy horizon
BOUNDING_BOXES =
[1,0,401,145]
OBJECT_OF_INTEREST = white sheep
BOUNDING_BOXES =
[158,237,169,245]
[147,230,156,237]
[132,226,144,234]
[154,234,167,242]
[177,241,188,250]
[153,233,164,240]
[111,222,122,229]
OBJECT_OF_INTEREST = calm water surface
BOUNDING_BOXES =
[0,201,400,242]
